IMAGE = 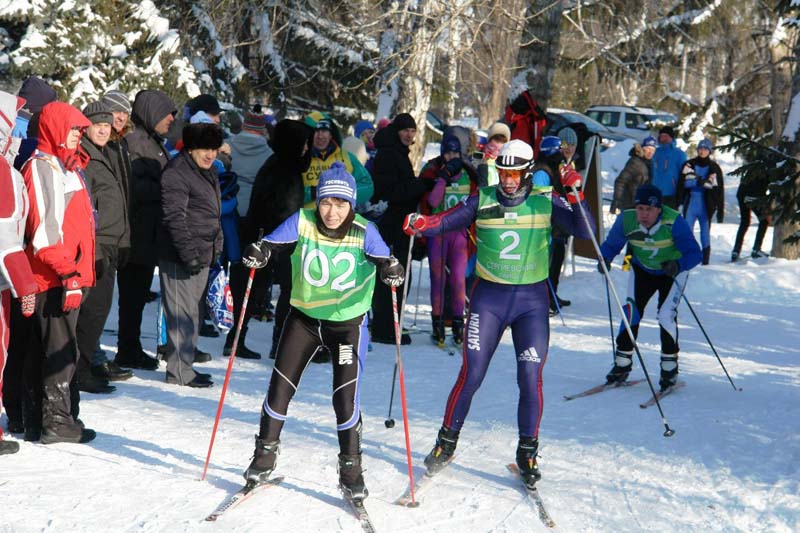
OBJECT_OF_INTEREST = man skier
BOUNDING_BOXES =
[599,184,702,391]
[403,139,593,488]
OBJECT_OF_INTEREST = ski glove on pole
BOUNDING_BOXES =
[403,213,429,236]
[561,168,584,203]
[379,257,405,287]
[661,260,680,278]
[242,241,271,269]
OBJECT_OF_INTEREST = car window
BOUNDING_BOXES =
[625,113,647,128]
[587,111,619,128]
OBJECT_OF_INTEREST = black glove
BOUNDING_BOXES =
[186,258,205,276]
[661,260,679,278]
[242,241,271,269]
[423,178,438,191]
[117,247,130,270]
[379,257,405,287]
[94,256,108,281]
[443,158,463,180]
[597,258,612,273]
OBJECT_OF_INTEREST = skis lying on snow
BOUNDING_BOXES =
[204,476,284,522]
[563,378,645,401]
[506,464,556,529]
[639,381,685,409]
[340,488,377,533]
[393,455,456,506]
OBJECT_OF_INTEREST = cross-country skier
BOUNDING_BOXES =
[599,184,702,391]
[402,139,594,488]
[239,162,404,500]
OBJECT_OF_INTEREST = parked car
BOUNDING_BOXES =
[585,105,678,142]
[545,108,633,152]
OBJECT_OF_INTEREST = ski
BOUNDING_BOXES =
[204,476,284,522]
[340,490,377,533]
[639,381,685,409]
[393,455,455,506]
[507,463,556,529]
[432,338,456,356]
[563,378,646,401]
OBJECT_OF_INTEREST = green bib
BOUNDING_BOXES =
[290,210,376,321]
[475,186,551,284]
[622,207,683,270]
[433,170,472,213]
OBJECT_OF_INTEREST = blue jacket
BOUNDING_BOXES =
[651,141,687,197]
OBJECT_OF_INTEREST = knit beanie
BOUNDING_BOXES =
[440,134,461,156]
[488,122,511,142]
[82,101,114,125]
[393,113,417,131]
[317,161,357,209]
[354,120,375,139]
[635,184,663,208]
[102,90,132,113]
[243,112,266,132]
[558,127,578,146]
[18,76,57,113]
[659,125,675,139]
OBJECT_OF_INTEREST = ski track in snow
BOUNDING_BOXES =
[2,154,799,532]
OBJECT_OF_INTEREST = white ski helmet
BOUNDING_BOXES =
[496,139,534,170]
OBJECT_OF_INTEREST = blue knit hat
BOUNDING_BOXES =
[440,134,461,156]
[635,184,663,208]
[317,162,357,208]
[642,136,657,148]
[354,120,375,139]
[698,138,713,152]
[558,127,578,146]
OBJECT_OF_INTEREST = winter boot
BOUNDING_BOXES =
[515,436,541,488]
[244,436,280,483]
[41,417,96,444]
[751,249,769,259]
[223,327,262,360]
[605,350,633,384]
[431,315,445,346]
[730,251,739,262]
[451,317,464,347]
[0,440,20,455]
[338,453,368,501]
[424,426,459,474]
[659,354,679,391]
[702,246,710,265]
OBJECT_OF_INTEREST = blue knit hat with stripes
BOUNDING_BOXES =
[317,161,357,208]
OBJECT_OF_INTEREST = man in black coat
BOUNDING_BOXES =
[610,136,656,215]
[369,113,435,344]
[115,90,175,371]
[158,121,224,387]
[75,101,133,393]
[226,119,312,359]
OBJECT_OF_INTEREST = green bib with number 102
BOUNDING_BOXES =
[290,209,376,321]
[475,186,552,284]
[432,169,472,213]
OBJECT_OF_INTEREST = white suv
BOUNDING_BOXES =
[585,105,677,142]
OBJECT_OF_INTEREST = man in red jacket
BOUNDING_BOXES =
[21,101,97,444]
[0,91,38,454]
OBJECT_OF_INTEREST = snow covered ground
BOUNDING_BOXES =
[2,149,798,532]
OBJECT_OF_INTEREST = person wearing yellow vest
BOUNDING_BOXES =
[239,162,403,501]
[402,139,588,490]
[302,111,373,210]
[599,184,702,391]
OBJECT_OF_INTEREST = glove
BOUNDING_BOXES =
[117,247,130,270]
[443,158,463,180]
[703,173,716,189]
[242,241,271,269]
[60,272,82,312]
[560,169,584,203]
[379,257,405,287]
[61,272,81,291]
[186,258,205,276]
[20,293,36,317]
[597,258,612,273]
[95,256,108,281]
[661,260,679,278]
[403,213,429,236]
[682,165,693,175]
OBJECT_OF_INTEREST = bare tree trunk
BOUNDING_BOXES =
[509,0,564,108]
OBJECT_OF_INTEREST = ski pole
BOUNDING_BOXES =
[391,284,419,507]
[411,258,423,327]
[385,234,416,428]
[546,278,566,327]
[570,187,675,437]
[605,277,615,359]
[678,288,741,391]
[201,231,262,480]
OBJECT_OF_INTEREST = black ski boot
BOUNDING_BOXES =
[338,453,368,501]
[751,249,769,259]
[516,436,541,488]
[451,317,464,347]
[730,251,739,262]
[605,350,633,384]
[659,354,679,391]
[431,315,445,346]
[424,426,459,474]
[244,436,280,483]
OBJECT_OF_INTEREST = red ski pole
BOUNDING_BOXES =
[201,232,262,480]
[391,285,419,507]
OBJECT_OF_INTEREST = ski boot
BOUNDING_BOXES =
[451,317,464,347]
[424,426,459,474]
[605,350,633,384]
[431,315,445,347]
[244,436,280,483]
[659,354,679,391]
[338,454,368,501]
[751,249,769,259]
[516,436,541,489]
[730,251,739,262]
